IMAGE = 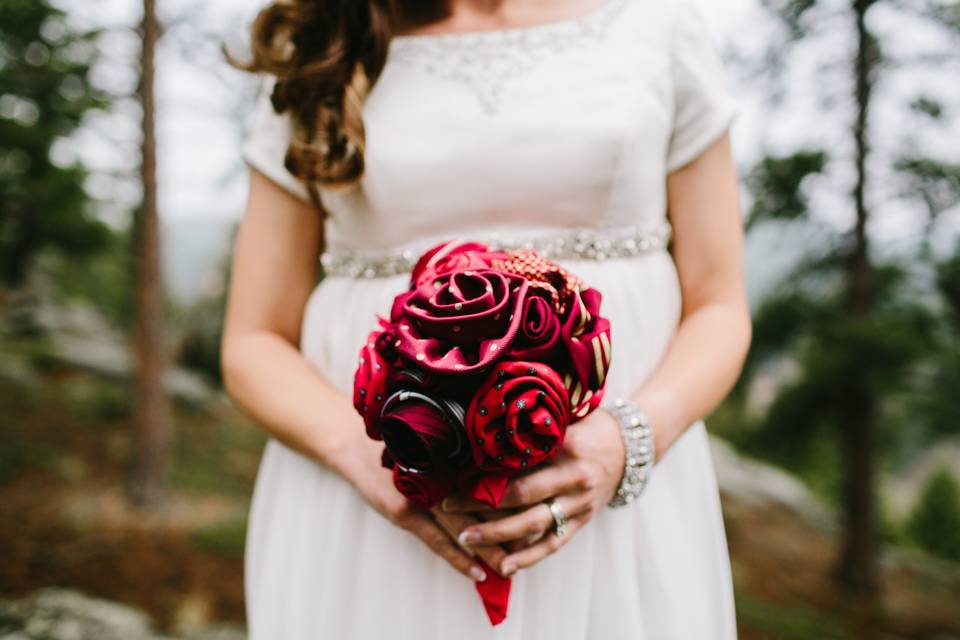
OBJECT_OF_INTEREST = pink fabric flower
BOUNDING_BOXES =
[352,330,393,439]
[411,240,507,289]
[390,269,529,375]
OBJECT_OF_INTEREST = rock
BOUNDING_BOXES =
[0,589,163,640]
[0,589,246,640]
[709,436,835,530]
[5,297,217,406]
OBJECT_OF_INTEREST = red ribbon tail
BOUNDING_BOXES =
[467,473,510,508]
[474,559,511,626]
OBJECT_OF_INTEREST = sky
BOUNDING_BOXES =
[60,0,958,300]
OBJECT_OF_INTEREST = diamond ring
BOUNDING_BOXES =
[544,497,567,538]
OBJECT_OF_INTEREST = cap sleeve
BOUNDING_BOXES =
[241,75,313,203]
[665,1,741,173]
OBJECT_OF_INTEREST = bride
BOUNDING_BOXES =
[221,0,751,637]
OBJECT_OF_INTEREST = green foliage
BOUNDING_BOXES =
[907,468,960,562]
[735,591,846,639]
[761,0,819,38]
[894,157,960,220]
[904,245,960,442]
[176,294,226,384]
[0,0,111,286]
[189,515,249,559]
[173,225,235,384]
[745,150,828,229]
[44,226,135,328]
[936,245,960,319]
[909,96,944,120]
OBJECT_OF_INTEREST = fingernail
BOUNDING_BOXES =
[469,566,487,582]
[458,530,481,545]
[501,562,516,577]
[441,498,455,511]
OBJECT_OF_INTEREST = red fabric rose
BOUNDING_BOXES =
[411,240,507,289]
[352,330,393,440]
[390,269,529,375]
[507,292,562,361]
[464,361,571,507]
[379,389,466,474]
[392,466,454,510]
[561,287,612,420]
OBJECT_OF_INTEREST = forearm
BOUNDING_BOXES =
[628,301,751,461]
[221,329,380,482]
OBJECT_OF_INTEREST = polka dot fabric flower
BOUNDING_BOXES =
[389,269,529,375]
[464,361,571,506]
[352,329,393,440]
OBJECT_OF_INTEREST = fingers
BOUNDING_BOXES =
[498,515,585,576]
[458,494,589,547]
[442,460,590,512]
[399,511,488,582]
[433,509,509,578]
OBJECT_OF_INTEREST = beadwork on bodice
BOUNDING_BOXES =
[387,0,630,115]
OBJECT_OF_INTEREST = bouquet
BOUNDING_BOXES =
[351,239,612,625]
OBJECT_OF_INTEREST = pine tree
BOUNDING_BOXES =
[740,0,960,592]
[0,0,110,286]
[907,468,960,562]
[126,0,171,508]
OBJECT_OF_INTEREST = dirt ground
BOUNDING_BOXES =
[1,368,958,638]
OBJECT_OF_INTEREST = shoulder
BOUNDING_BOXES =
[241,74,313,204]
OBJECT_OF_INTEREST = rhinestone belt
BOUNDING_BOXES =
[320,222,672,279]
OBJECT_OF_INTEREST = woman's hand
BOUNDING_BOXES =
[440,408,626,576]
[344,433,511,583]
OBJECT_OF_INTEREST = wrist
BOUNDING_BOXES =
[303,400,376,482]
[629,386,682,464]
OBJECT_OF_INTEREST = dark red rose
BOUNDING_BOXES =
[507,292,562,360]
[389,269,529,375]
[352,330,393,440]
[381,448,396,470]
[392,466,454,509]
[380,389,466,474]
[411,240,509,289]
[466,360,570,472]
[561,287,611,420]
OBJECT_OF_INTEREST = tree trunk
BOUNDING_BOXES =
[835,0,879,593]
[127,0,170,508]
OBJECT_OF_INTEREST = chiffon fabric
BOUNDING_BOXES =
[240,0,741,637]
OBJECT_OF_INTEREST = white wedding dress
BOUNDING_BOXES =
[239,0,741,637]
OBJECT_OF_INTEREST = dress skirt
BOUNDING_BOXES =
[244,250,738,639]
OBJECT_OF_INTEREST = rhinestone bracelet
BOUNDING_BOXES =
[604,398,655,508]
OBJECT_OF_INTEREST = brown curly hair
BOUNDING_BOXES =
[228,1,444,210]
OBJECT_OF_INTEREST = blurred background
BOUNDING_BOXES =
[0,0,958,638]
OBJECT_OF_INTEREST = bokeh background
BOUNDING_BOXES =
[1,0,959,638]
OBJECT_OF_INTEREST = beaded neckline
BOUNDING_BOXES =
[391,0,625,43]
[387,0,629,114]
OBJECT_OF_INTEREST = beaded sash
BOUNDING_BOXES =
[320,222,672,279]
